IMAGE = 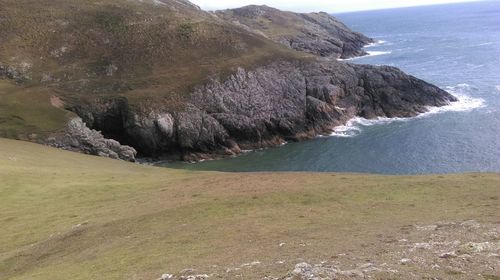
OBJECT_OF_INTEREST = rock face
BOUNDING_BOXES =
[46,118,137,162]
[216,5,374,59]
[70,60,456,161]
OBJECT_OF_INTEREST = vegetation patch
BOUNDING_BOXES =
[177,22,195,39]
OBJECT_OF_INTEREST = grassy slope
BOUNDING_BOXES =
[0,80,72,139]
[216,6,306,39]
[0,138,499,279]
[0,0,305,102]
[0,0,308,139]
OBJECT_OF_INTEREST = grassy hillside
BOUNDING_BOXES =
[0,0,307,141]
[0,80,72,139]
[0,0,303,99]
[216,5,372,58]
[0,138,498,279]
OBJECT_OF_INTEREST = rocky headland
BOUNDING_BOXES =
[0,0,457,161]
[216,5,374,59]
[68,60,456,162]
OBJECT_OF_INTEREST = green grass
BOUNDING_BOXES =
[0,81,71,139]
[0,138,499,279]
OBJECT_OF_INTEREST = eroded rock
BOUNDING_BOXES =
[62,60,456,161]
[46,118,137,161]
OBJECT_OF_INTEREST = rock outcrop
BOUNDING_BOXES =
[69,60,456,161]
[154,220,500,280]
[0,63,28,82]
[216,5,374,59]
[46,118,137,162]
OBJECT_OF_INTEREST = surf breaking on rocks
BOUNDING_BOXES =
[331,83,486,137]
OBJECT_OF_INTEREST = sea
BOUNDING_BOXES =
[161,1,500,174]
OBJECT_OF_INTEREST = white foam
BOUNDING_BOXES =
[331,84,485,138]
[475,42,493,46]
[365,40,387,48]
[430,84,485,113]
[366,50,392,57]
[495,85,500,92]
[338,50,392,61]
[241,141,288,154]
[337,40,391,61]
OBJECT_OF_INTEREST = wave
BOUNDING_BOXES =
[366,50,392,57]
[495,85,500,92]
[338,40,391,61]
[339,50,392,61]
[365,40,387,48]
[331,84,485,138]
[475,42,493,46]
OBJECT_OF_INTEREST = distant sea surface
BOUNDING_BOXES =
[161,1,500,174]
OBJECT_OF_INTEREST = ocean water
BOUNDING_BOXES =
[162,1,500,174]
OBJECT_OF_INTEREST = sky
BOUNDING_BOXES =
[190,0,481,13]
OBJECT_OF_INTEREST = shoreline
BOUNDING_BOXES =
[339,40,391,61]
[150,88,484,166]
[331,88,485,137]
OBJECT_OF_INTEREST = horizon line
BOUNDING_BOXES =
[196,0,487,14]
[332,0,487,14]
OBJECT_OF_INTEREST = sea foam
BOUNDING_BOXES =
[365,40,387,48]
[339,40,392,61]
[366,50,392,57]
[338,50,392,61]
[331,83,485,138]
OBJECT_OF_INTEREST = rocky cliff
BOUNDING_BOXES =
[68,60,456,161]
[0,0,456,161]
[216,5,374,59]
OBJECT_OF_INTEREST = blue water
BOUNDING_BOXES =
[162,1,500,174]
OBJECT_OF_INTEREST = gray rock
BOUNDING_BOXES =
[47,118,137,161]
[156,113,175,138]
[175,106,229,153]
[60,59,456,161]
[286,262,338,280]
[399,258,412,265]
[0,63,27,82]
[439,251,458,258]
[161,274,173,280]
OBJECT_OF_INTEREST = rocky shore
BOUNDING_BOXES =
[63,60,456,161]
